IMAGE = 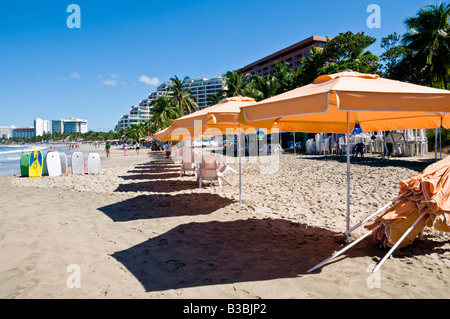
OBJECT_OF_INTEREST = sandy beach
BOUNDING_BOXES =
[0,144,449,299]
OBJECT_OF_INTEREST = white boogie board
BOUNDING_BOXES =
[60,152,69,175]
[71,152,85,175]
[46,151,62,177]
[87,153,101,174]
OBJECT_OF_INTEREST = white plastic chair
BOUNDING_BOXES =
[180,147,196,176]
[197,154,232,188]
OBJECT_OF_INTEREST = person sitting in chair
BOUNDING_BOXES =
[353,143,365,158]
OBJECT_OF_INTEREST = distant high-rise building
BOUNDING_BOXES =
[52,118,88,134]
[34,118,50,136]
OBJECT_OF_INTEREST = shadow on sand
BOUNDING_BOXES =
[98,193,236,222]
[110,218,352,292]
[297,153,435,173]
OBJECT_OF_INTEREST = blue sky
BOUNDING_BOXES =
[0,0,437,131]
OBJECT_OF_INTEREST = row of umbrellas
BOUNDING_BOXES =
[154,70,450,271]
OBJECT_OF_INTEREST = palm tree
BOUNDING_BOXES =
[169,75,197,116]
[206,90,225,106]
[402,2,450,89]
[150,95,178,132]
[248,75,280,101]
[272,61,295,94]
[223,70,251,97]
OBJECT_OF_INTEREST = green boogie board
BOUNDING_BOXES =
[20,152,31,177]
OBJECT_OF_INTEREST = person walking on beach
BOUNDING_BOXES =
[123,142,128,156]
[105,142,111,158]
[135,141,140,155]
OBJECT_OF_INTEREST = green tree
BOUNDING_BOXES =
[272,61,295,94]
[206,89,226,106]
[402,2,450,89]
[169,75,198,116]
[320,31,379,74]
[379,32,426,84]
[149,95,178,133]
[247,74,280,101]
[293,46,325,86]
[223,70,251,97]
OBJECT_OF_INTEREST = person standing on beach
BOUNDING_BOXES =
[123,142,128,156]
[105,142,111,158]
[135,141,140,155]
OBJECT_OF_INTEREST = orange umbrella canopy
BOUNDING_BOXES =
[171,96,259,136]
[237,71,450,133]
[366,156,450,248]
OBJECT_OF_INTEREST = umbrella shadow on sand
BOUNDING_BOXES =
[111,218,353,292]
[301,154,434,173]
[114,179,197,193]
[98,193,235,222]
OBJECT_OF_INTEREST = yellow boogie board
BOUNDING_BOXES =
[29,150,44,177]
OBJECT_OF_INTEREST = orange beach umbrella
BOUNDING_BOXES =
[236,70,450,247]
[237,71,450,133]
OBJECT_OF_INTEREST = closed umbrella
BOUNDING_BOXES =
[309,155,450,273]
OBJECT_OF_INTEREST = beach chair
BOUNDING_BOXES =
[196,154,232,188]
[180,147,196,176]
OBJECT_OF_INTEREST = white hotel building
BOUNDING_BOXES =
[118,76,224,130]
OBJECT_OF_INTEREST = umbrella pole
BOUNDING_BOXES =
[238,123,242,204]
[440,118,442,160]
[372,211,427,273]
[435,128,438,162]
[308,225,381,273]
[346,112,350,243]
[293,132,296,156]
[344,194,403,235]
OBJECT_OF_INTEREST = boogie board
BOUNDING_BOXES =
[28,150,43,177]
[71,152,85,175]
[46,151,62,177]
[20,152,31,177]
[42,154,48,176]
[87,153,101,174]
[60,152,69,175]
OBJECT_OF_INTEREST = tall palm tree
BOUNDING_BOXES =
[150,95,178,132]
[402,2,450,89]
[223,70,251,97]
[272,61,295,94]
[169,75,197,116]
[248,75,280,101]
[206,89,225,106]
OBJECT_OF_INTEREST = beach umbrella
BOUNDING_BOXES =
[170,96,265,203]
[236,70,450,239]
[309,155,450,273]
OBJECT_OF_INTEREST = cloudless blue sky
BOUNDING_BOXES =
[0,0,438,131]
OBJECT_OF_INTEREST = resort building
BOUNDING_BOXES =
[0,126,15,139]
[12,127,35,139]
[34,118,50,136]
[117,105,152,131]
[52,118,88,134]
[237,35,328,76]
[147,76,225,109]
